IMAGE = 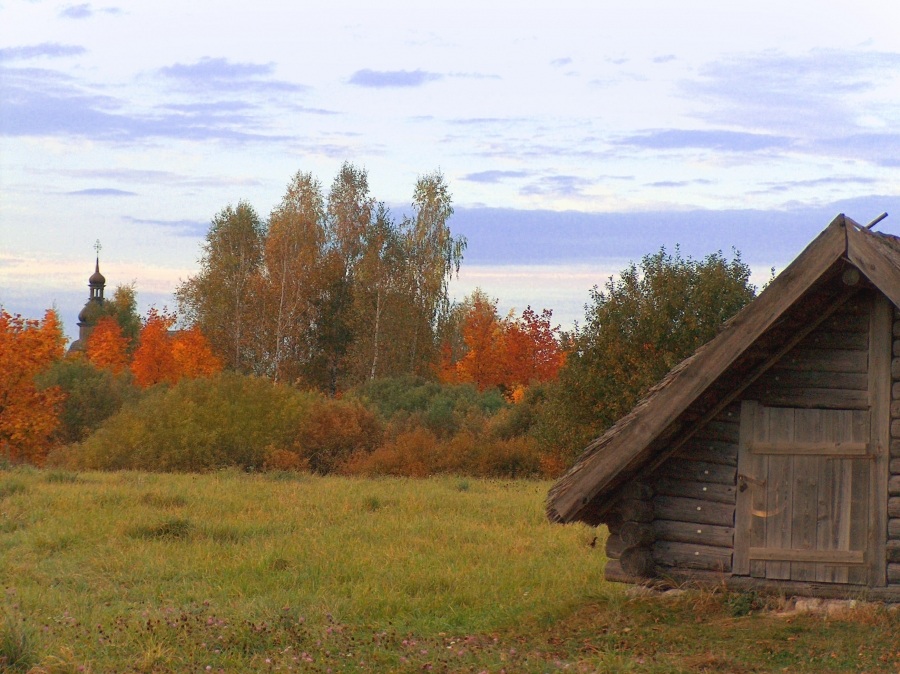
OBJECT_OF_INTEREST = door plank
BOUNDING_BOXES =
[749,548,864,564]
[791,409,822,581]
[765,407,794,580]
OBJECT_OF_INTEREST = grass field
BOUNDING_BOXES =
[2,467,900,673]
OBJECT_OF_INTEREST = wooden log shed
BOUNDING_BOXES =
[546,214,900,600]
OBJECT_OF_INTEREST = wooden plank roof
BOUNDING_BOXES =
[547,214,900,525]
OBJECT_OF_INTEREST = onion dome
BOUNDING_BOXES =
[89,257,105,286]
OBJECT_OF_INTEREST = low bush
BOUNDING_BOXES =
[341,429,545,479]
[350,376,506,438]
[35,358,140,444]
[75,372,317,472]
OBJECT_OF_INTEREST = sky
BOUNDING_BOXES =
[1,0,899,342]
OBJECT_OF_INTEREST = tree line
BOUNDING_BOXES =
[1,163,760,476]
[175,164,465,393]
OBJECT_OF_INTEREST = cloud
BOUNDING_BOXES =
[685,48,900,138]
[520,175,594,198]
[47,168,262,189]
[348,69,442,88]
[614,129,792,152]
[59,3,121,19]
[0,43,86,61]
[461,170,530,183]
[653,55,676,64]
[550,57,572,67]
[448,117,522,126]
[122,216,207,237]
[66,188,137,196]
[157,57,308,94]
[816,133,900,167]
[60,3,92,18]
[0,66,289,142]
[648,179,714,188]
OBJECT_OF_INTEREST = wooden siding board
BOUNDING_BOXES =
[653,541,732,572]
[777,348,868,374]
[662,460,736,485]
[653,519,734,548]
[653,478,737,504]
[750,389,869,410]
[869,293,891,587]
[673,439,738,467]
[654,495,735,527]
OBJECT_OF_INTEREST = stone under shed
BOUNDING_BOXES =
[547,214,900,600]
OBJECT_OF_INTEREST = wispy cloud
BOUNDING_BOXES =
[520,175,594,198]
[348,69,442,88]
[157,57,308,94]
[0,43,86,61]
[0,66,289,142]
[45,168,262,189]
[614,129,792,152]
[686,49,900,136]
[648,179,714,188]
[461,170,530,183]
[66,188,137,196]
[59,3,121,19]
[122,215,207,237]
[751,175,880,195]
[653,54,676,64]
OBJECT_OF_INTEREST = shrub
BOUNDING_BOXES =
[296,398,381,473]
[76,372,316,472]
[36,358,140,444]
[350,376,506,438]
[341,427,438,477]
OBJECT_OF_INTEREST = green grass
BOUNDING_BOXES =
[1,467,899,672]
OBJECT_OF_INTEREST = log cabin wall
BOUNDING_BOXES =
[606,289,896,586]
[888,306,900,585]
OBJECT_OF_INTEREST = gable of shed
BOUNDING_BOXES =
[548,214,900,527]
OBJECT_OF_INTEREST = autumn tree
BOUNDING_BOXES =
[440,292,566,394]
[445,290,505,391]
[346,203,404,382]
[263,172,327,383]
[177,167,466,391]
[171,327,222,379]
[175,202,264,373]
[85,316,130,374]
[131,308,179,388]
[502,307,566,387]
[0,309,66,464]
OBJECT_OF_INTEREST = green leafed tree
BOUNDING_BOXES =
[537,247,756,458]
[399,170,466,374]
[175,202,264,373]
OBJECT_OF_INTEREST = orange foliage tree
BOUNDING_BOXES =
[86,316,131,374]
[0,309,66,464]
[171,327,222,379]
[131,309,222,388]
[440,291,565,394]
[451,291,506,391]
[131,309,179,388]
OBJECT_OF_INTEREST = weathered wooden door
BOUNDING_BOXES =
[734,402,873,584]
